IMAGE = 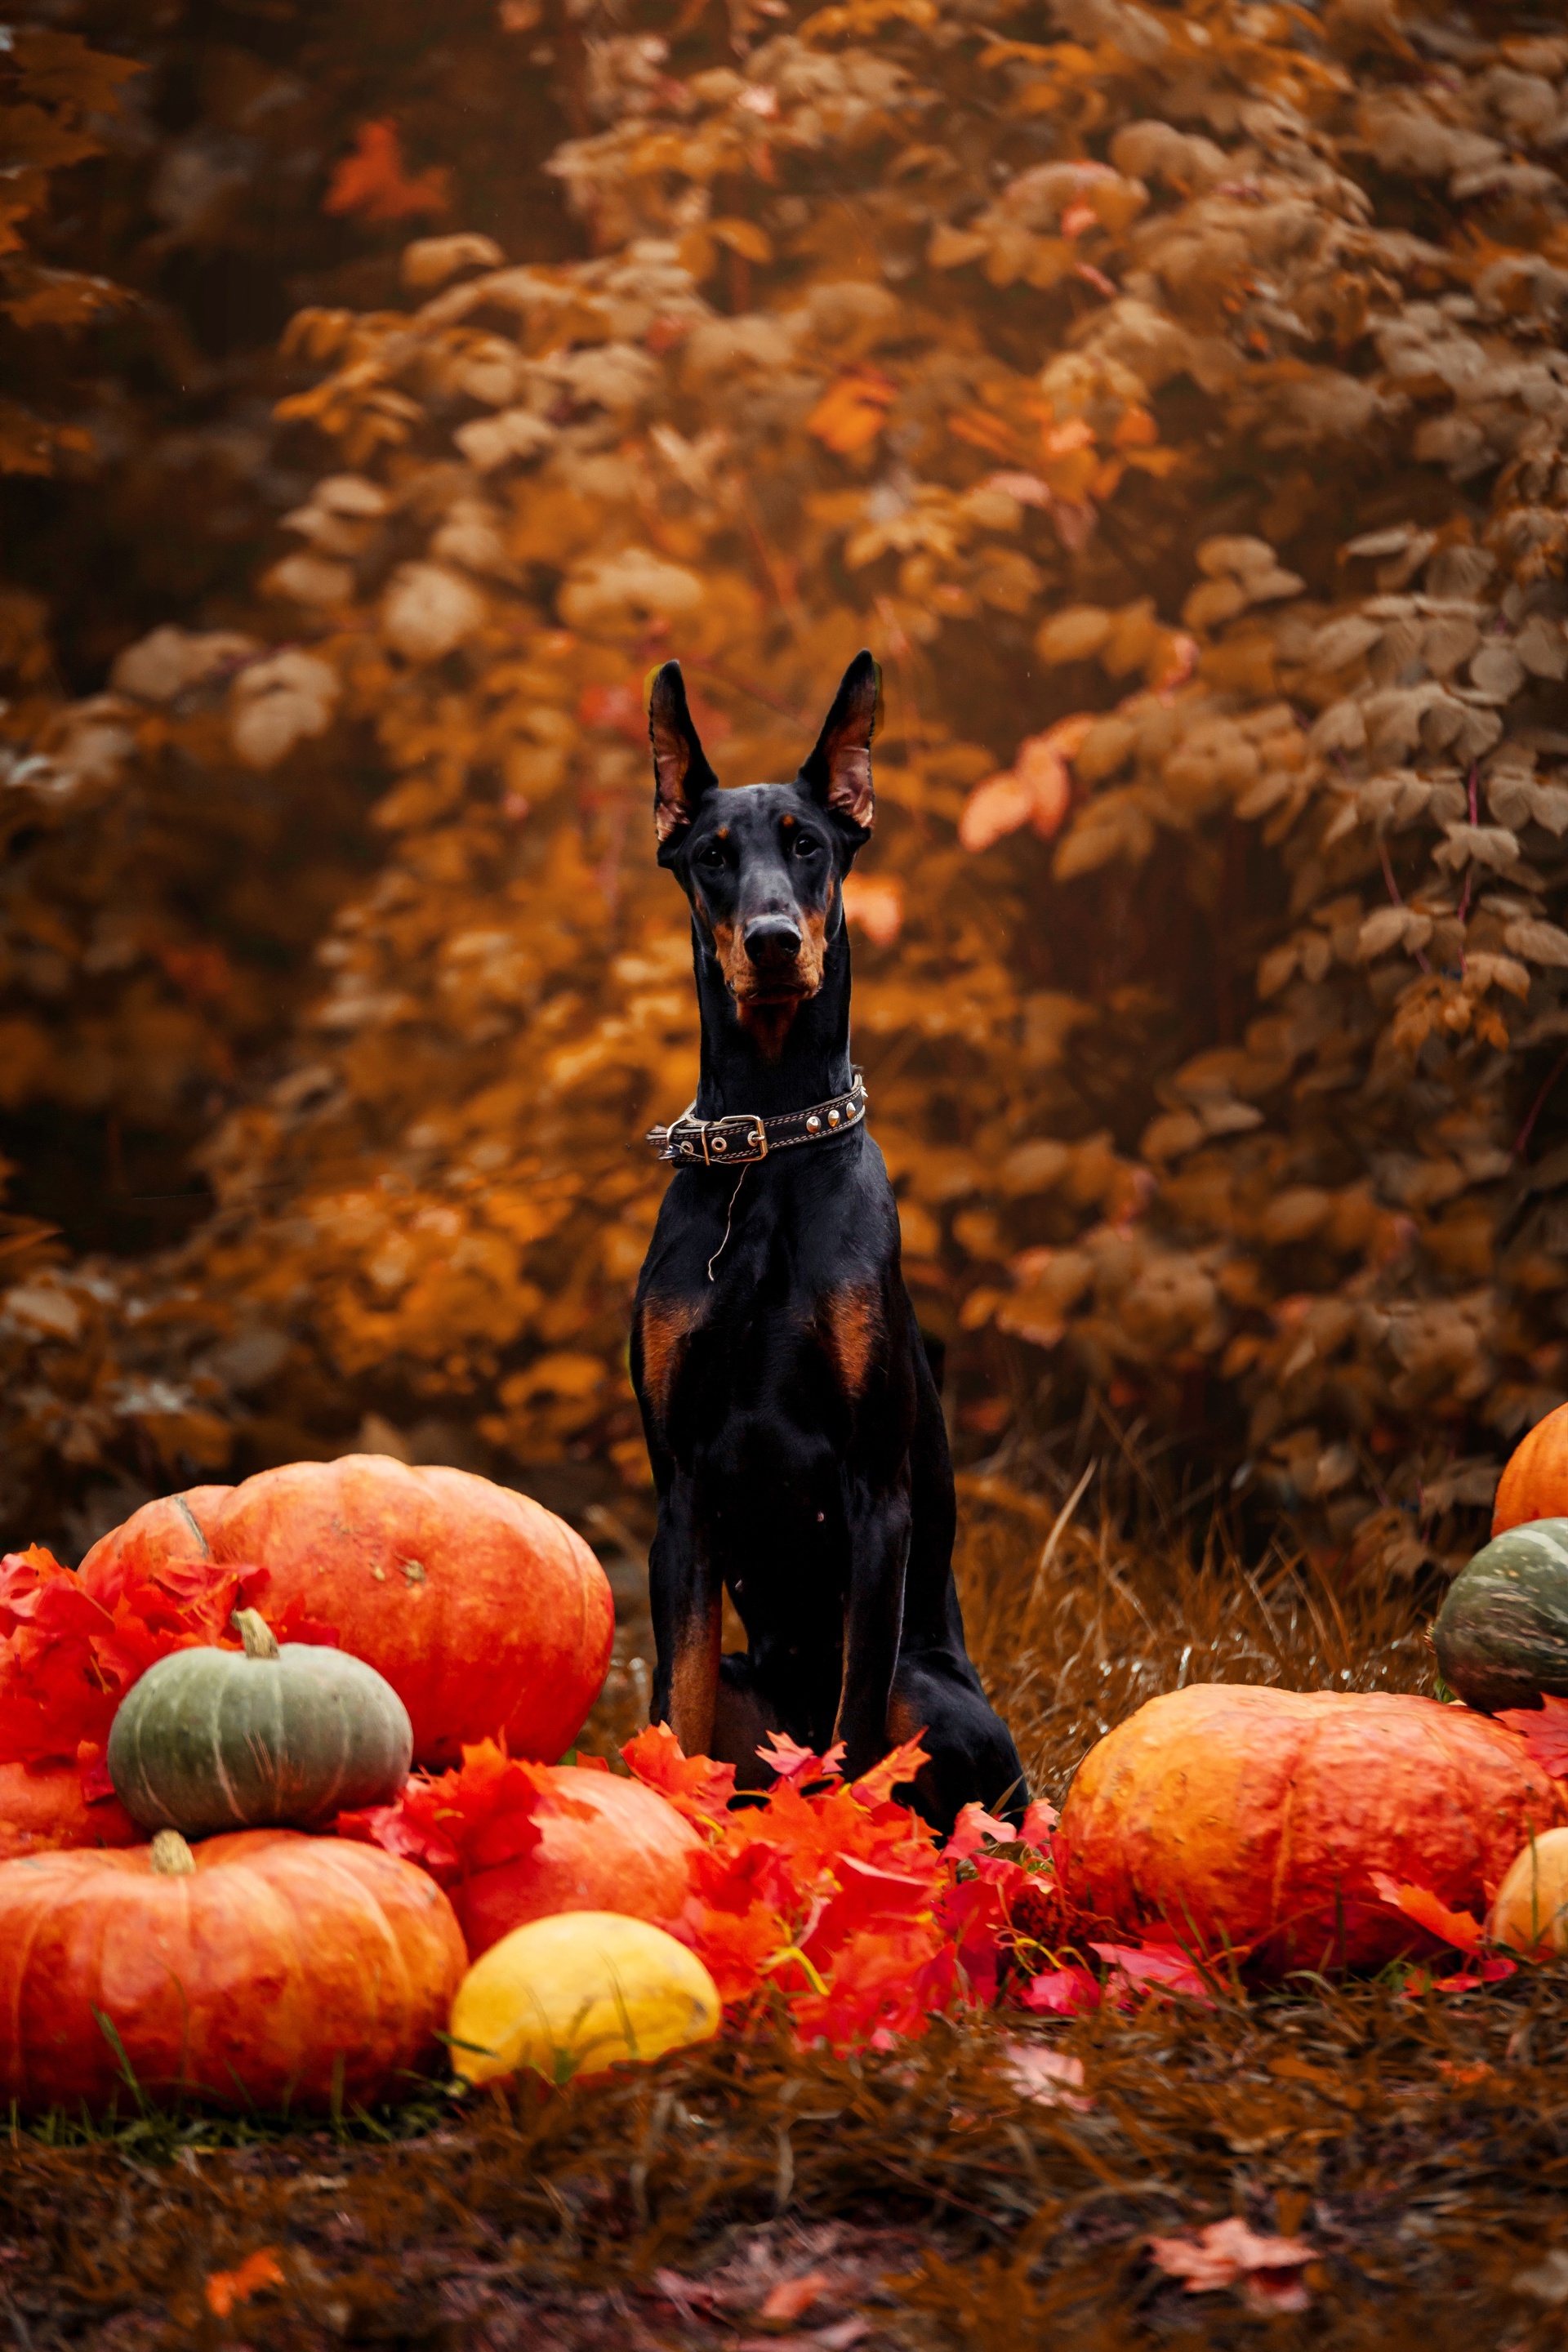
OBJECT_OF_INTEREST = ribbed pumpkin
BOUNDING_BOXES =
[1494,1402,1568,1534]
[1432,1520,1568,1713]
[450,1911,720,2087]
[107,1610,412,1835]
[80,1456,614,1767]
[1057,1684,1568,1974]
[0,1762,140,1861]
[452,1768,698,1959]
[0,1827,466,2112]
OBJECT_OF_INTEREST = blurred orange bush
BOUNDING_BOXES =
[3,0,1568,1580]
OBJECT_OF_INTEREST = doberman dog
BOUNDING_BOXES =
[630,649,1027,1833]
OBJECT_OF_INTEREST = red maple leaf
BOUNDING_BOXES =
[1018,1962,1102,2015]
[850,1732,931,1808]
[789,1924,956,2051]
[621,1724,737,1822]
[0,1544,294,1775]
[672,1893,787,2005]
[756,1729,845,1787]
[337,1738,567,1884]
[1020,1797,1059,1849]
[946,1799,1015,1860]
[937,1861,1027,2005]
[1495,1694,1568,1780]
[1403,1956,1517,1997]
[805,1854,937,1962]
[1369,1872,1486,1953]
[1089,1940,1216,2006]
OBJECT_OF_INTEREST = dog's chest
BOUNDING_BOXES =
[639,1273,884,1438]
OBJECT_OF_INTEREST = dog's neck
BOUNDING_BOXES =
[689,918,854,1120]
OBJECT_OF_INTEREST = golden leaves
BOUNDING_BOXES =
[9,0,1568,1562]
[959,720,1094,853]
[807,365,898,454]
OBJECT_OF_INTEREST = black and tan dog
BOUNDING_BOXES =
[630,650,1027,1833]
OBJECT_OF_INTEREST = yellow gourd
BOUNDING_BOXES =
[1490,1827,1568,1956]
[448,1910,720,2087]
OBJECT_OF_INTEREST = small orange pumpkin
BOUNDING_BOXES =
[452,1767,698,1958]
[0,1827,466,2111]
[1494,1401,1568,1535]
[1057,1683,1568,1974]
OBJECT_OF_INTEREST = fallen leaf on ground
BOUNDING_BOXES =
[1437,2058,1493,2087]
[1515,2247,1568,2304]
[760,2270,834,2321]
[1148,2216,1315,2313]
[1090,1940,1216,2004]
[999,2041,1092,2109]
[205,2248,285,2316]
[1018,1964,1101,2016]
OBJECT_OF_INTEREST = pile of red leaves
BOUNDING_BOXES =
[0,1543,320,1793]
[336,1722,1213,2054]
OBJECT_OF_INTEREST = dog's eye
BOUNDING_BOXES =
[696,840,726,869]
[792,833,819,858]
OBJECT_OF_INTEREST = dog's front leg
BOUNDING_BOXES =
[648,1468,722,1759]
[834,1482,911,1780]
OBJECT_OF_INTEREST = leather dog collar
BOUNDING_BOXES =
[647,1069,868,1166]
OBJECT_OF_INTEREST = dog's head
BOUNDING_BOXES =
[648,652,880,1054]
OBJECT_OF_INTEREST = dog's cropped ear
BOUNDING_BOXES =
[799,650,880,843]
[649,661,718,858]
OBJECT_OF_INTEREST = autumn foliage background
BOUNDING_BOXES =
[6,0,1568,1619]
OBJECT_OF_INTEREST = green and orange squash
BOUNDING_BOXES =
[1432,1519,1568,1714]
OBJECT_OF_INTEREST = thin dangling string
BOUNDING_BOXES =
[707,1164,750,1282]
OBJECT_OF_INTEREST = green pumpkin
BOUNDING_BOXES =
[1432,1518,1568,1714]
[107,1610,412,1835]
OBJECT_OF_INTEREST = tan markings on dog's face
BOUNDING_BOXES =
[667,1597,721,1757]
[732,871,835,1058]
[818,1281,882,1401]
[639,1295,706,1427]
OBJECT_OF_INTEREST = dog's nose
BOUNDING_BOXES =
[744,917,803,971]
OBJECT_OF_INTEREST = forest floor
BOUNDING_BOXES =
[3,1472,1565,2351]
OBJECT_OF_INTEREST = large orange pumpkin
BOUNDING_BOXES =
[0,1827,466,2111]
[1494,1402,1568,1535]
[1056,1684,1568,1975]
[80,1455,614,1767]
[0,1762,140,1861]
[452,1767,698,1959]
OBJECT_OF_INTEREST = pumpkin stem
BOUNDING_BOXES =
[233,1606,281,1659]
[149,1829,197,1877]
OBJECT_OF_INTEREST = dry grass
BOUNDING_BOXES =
[953,1456,1433,1806]
[4,1468,1559,2350]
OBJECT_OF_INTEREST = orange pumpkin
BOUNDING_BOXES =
[1494,1402,1568,1535]
[80,1455,614,1768]
[1056,1684,1568,1975]
[0,1827,466,2112]
[452,1767,698,1959]
[0,1762,140,1861]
